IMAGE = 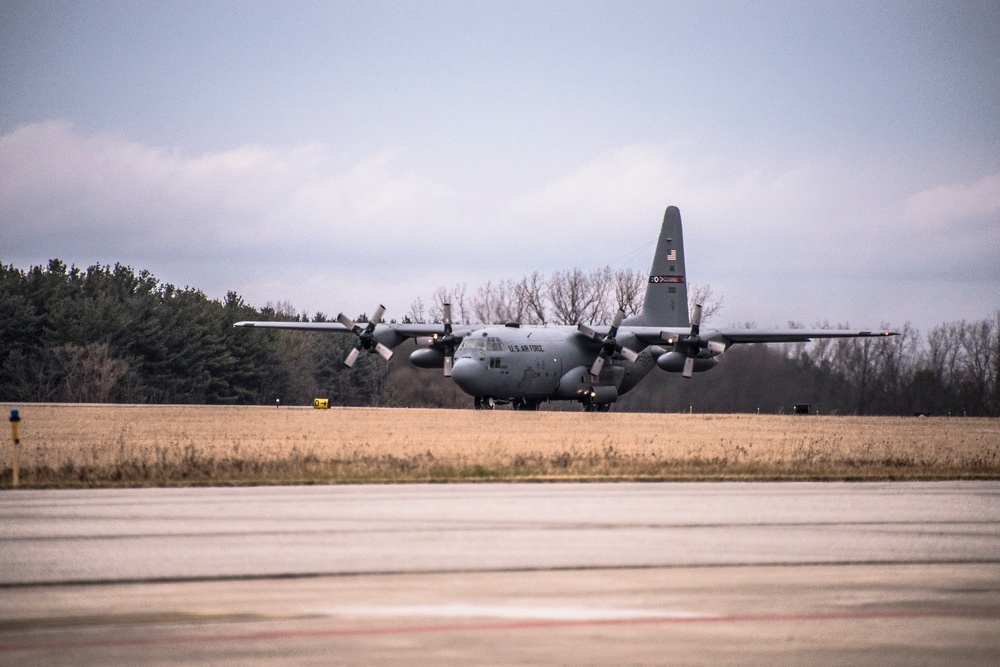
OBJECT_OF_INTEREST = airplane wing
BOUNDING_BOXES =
[233,320,475,366]
[622,326,897,347]
[233,321,350,331]
[705,329,898,345]
[235,301,472,374]
[618,324,897,378]
[233,320,475,340]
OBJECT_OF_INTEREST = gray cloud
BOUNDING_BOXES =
[2,122,996,332]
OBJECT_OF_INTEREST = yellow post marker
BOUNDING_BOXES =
[9,408,20,488]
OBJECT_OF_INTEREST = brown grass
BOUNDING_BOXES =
[1,403,998,487]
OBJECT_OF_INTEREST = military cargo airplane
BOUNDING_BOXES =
[234,206,897,411]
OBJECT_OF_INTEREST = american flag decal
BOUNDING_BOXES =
[667,249,677,261]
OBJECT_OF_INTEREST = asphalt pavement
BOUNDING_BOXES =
[2,482,998,665]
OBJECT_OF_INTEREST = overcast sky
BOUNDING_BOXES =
[2,1,998,333]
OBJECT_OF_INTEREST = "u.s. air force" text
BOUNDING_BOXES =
[508,344,544,352]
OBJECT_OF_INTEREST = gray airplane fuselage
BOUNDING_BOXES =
[444,325,660,409]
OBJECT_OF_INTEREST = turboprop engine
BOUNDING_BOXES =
[409,347,446,369]
[657,304,726,377]
[656,352,719,374]
[408,303,459,376]
[553,366,615,401]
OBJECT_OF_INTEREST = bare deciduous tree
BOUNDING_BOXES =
[613,268,646,316]
[493,279,527,324]
[517,271,547,324]
[548,268,604,325]
[407,296,427,323]
[428,283,468,323]
[472,280,498,324]
[584,266,613,324]
[56,342,131,403]
[687,283,724,324]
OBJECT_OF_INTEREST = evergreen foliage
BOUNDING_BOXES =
[0,261,384,406]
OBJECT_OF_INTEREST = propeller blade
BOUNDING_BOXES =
[690,304,703,335]
[375,342,393,361]
[371,304,386,325]
[344,346,361,368]
[611,308,625,330]
[590,355,606,378]
[578,323,599,340]
[620,347,639,363]
[708,340,727,354]
[337,313,356,330]
[415,336,434,347]
[443,355,453,377]
[682,356,695,378]
[443,302,452,327]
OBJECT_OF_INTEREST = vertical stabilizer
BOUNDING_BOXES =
[623,206,689,328]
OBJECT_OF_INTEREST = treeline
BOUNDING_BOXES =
[1,260,997,415]
[0,261,388,406]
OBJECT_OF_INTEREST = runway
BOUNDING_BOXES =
[2,482,999,664]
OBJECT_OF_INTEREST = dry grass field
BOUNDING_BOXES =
[1,403,998,487]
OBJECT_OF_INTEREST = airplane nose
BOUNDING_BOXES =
[450,357,486,396]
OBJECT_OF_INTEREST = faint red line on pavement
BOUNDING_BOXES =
[3,608,1000,653]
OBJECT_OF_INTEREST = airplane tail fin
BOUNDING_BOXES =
[623,206,690,328]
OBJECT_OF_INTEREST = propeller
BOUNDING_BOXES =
[337,305,393,368]
[665,304,726,378]
[430,303,459,376]
[578,308,640,379]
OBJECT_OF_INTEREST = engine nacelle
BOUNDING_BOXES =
[589,385,618,404]
[373,329,406,349]
[409,348,445,369]
[554,366,592,399]
[554,366,619,404]
[656,351,719,373]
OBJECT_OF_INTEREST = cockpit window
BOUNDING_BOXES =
[458,336,504,352]
[458,338,486,351]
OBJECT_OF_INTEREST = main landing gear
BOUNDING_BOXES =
[583,401,612,412]
[474,397,495,410]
